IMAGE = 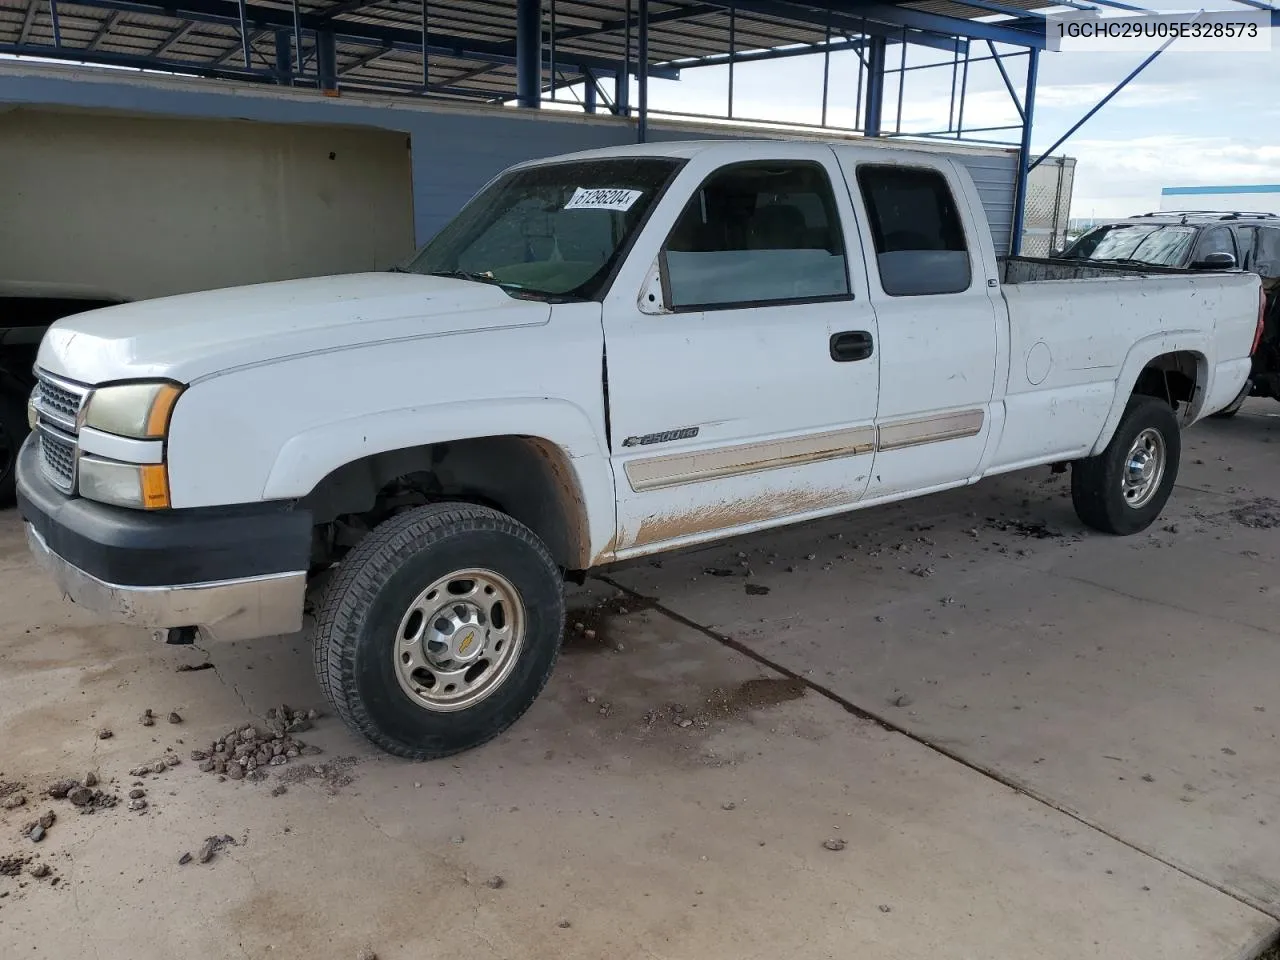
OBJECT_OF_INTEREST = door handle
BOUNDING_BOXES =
[830,330,874,362]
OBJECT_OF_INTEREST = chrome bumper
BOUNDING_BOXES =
[25,524,307,643]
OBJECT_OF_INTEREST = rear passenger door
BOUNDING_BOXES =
[601,147,881,555]
[838,157,1000,498]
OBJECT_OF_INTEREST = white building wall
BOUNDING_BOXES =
[1160,186,1280,216]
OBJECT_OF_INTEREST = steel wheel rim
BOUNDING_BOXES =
[1121,427,1166,509]
[392,568,526,713]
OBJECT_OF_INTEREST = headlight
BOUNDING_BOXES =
[82,382,183,439]
[78,455,171,510]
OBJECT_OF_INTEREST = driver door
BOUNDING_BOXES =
[599,146,881,555]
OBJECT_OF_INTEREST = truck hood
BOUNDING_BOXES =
[36,272,552,384]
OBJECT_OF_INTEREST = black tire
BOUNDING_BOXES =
[1071,395,1180,535]
[312,502,565,760]
[0,390,29,507]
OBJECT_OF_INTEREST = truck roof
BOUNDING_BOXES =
[512,138,959,170]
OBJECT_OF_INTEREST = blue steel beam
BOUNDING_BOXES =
[18,0,39,45]
[213,27,263,64]
[153,20,198,55]
[985,38,1022,118]
[332,41,386,74]
[671,34,888,69]
[1010,44,1037,254]
[1030,39,1171,170]
[87,10,122,50]
[819,0,1046,47]
[704,0,979,53]
[52,0,681,79]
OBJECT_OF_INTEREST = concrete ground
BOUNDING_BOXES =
[2,403,1279,960]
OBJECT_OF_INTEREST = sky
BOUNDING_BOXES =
[630,4,1280,218]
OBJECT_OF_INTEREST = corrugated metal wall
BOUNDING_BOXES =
[0,63,1020,268]
[404,113,1018,255]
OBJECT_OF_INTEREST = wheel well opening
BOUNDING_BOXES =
[301,436,590,573]
[1133,351,1204,423]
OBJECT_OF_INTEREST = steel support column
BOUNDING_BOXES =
[273,29,292,83]
[317,29,336,89]
[516,0,541,108]
[727,0,735,119]
[863,34,886,137]
[614,67,630,115]
[1010,45,1037,255]
[637,0,649,141]
[583,68,597,112]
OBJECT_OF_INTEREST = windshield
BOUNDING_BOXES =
[403,157,684,300]
[1061,223,1198,267]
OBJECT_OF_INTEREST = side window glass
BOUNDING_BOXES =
[1255,226,1280,279]
[856,165,971,296]
[1195,226,1237,261]
[663,161,850,309]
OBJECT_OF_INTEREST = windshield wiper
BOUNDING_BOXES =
[429,269,508,287]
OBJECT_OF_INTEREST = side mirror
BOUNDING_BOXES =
[1190,252,1237,270]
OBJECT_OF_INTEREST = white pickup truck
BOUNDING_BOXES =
[17,140,1264,760]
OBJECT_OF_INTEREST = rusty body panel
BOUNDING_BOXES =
[629,487,851,549]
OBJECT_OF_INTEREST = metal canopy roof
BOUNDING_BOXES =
[0,0,1055,102]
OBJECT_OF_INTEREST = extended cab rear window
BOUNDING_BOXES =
[856,166,971,297]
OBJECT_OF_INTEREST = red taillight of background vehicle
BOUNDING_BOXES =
[1252,287,1266,356]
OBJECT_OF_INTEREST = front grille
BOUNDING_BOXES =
[39,427,76,492]
[33,372,87,430]
[33,370,88,493]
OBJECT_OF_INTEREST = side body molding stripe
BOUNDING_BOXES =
[623,410,985,493]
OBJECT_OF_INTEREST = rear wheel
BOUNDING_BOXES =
[312,502,564,760]
[0,390,28,506]
[1071,395,1180,535]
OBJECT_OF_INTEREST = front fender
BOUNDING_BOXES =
[1087,330,1209,457]
[261,397,618,563]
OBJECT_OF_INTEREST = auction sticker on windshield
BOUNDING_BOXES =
[564,187,644,211]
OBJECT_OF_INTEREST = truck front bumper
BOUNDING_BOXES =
[16,437,312,643]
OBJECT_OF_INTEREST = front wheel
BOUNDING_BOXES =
[1071,395,1180,535]
[312,502,565,760]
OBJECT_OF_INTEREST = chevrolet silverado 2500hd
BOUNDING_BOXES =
[16,141,1264,760]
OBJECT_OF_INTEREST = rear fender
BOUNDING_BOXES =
[1087,331,1209,456]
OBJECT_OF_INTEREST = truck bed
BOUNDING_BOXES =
[1000,256,1196,284]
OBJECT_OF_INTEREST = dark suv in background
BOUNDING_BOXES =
[1058,211,1280,416]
